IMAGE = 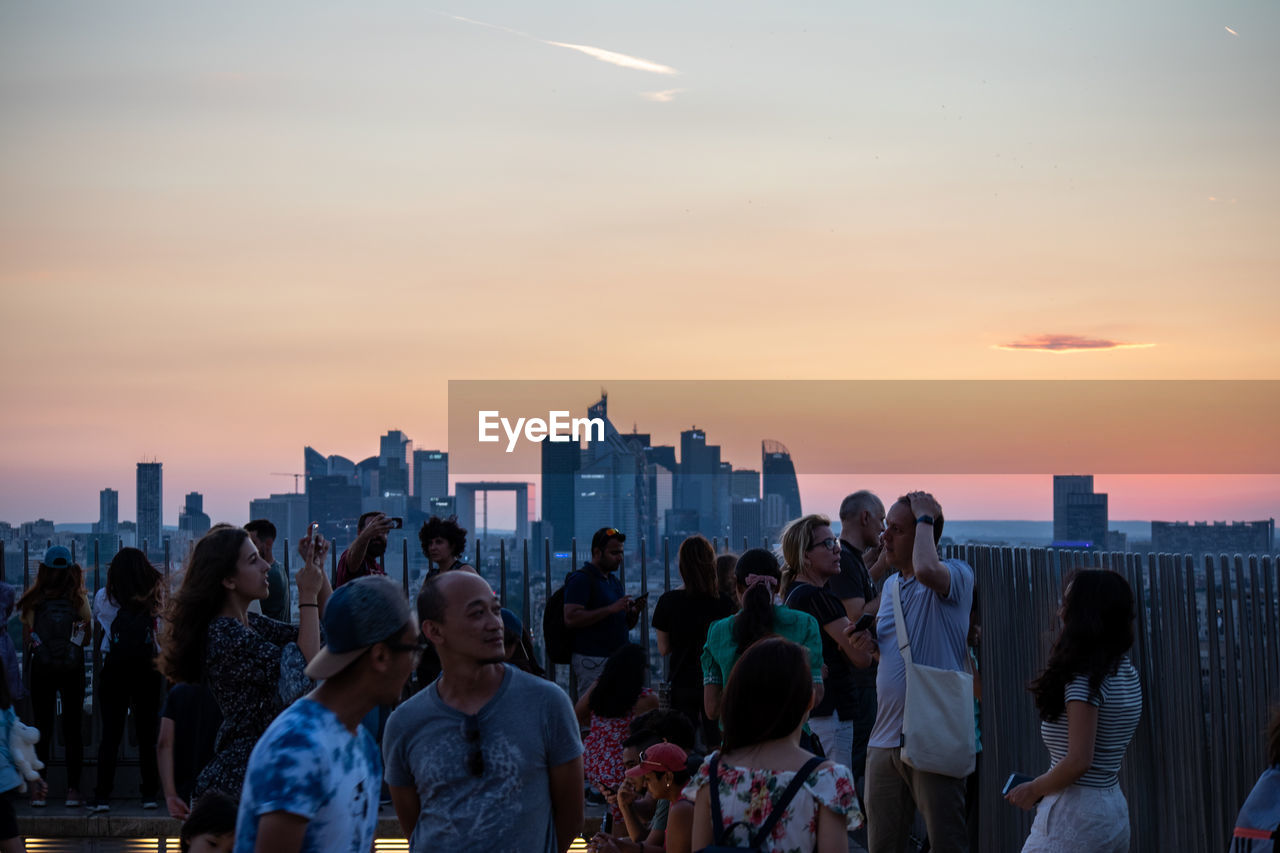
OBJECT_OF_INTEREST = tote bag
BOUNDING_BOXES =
[890,580,976,779]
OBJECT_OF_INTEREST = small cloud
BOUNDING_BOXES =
[641,88,684,102]
[545,41,678,75]
[1225,25,1239,36]
[993,334,1157,353]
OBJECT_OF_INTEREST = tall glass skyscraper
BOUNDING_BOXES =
[761,440,801,527]
[136,462,162,554]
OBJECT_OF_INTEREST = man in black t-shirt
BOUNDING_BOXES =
[832,490,888,808]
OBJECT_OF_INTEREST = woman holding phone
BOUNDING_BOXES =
[160,522,332,798]
[1006,569,1142,852]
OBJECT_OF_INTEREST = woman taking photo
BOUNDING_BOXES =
[17,546,90,807]
[160,523,331,798]
[700,548,824,723]
[89,547,164,812]
[1006,569,1142,853]
[779,514,874,770]
[652,536,734,745]
[687,637,863,851]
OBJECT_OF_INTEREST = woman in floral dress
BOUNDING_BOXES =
[159,524,331,798]
[686,637,863,853]
[576,643,659,822]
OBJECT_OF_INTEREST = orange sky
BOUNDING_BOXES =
[1,3,1277,525]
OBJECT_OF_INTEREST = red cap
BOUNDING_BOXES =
[624,742,688,778]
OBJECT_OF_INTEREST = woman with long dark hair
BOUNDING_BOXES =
[779,514,874,771]
[159,523,331,798]
[699,548,824,723]
[686,637,863,851]
[89,547,164,811]
[17,546,90,807]
[1006,569,1142,852]
[652,535,735,744]
[577,643,659,821]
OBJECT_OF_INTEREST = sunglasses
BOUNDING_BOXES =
[463,715,484,778]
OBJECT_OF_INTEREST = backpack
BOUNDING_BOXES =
[107,605,156,665]
[699,753,825,852]
[31,598,82,674]
[542,569,600,665]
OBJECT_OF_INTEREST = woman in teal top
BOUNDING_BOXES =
[701,548,824,722]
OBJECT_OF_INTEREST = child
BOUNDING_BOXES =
[1,657,45,853]
[180,791,237,853]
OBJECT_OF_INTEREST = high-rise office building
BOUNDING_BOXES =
[762,440,801,527]
[413,450,449,510]
[308,475,362,546]
[379,430,412,496]
[574,394,643,547]
[1151,519,1275,557]
[178,492,211,537]
[730,497,764,550]
[1053,475,1109,548]
[97,488,118,535]
[136,462,163,554]
[249,492,309,552]
[541,434,581,552]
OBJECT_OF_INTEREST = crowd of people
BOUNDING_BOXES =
[0,494,1271,852]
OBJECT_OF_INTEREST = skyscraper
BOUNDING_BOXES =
[541,434,581,552]
[136,462,162,554]
[97,488,118,535]
[412,450,449,511]
[249,492,310,550]
[762,440,801,527]
[178,492,211,537]
[379,430,412,496]
[1053,475,1108,548]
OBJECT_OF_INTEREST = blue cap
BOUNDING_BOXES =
[42,545,73,569]
[304,576,414,680]
[500,608,522,637]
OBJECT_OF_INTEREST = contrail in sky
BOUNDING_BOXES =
[1225,25,1239,36]
[439,12,679,75]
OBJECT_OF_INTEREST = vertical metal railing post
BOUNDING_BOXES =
[163,538,171,586]
[662,537,671,595]
[283,540,291,620]
[521,539,531,626]
[499,539,508,607]
[23,540,30,589]
[402,540,409,598]
[571,538,578,571]
[639,537,650,684]
[71,541,77,565]
[544,538,554,676]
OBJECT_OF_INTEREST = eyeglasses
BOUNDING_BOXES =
[463,715,484,778]
[807,537,839,552]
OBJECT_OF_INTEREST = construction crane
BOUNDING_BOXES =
[270,473,305,494]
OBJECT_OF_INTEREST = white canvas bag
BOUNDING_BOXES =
[890,578,976,779]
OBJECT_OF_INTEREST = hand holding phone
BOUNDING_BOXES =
[853,613,874,633]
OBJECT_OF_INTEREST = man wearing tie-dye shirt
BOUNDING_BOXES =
[235,576,418,853]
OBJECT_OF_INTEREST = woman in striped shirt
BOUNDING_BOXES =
[1007,569,1142,852]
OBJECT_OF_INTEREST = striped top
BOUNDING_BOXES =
[1040,656,1142,788]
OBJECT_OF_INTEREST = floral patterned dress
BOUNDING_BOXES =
[583,688,653,821]
[193,613,310,798]
[681,751,863,852]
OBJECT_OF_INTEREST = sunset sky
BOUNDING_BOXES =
[2,2,1277,526]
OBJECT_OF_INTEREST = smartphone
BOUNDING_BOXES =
[386,517,403,529]
[308,522,320,540]
[853,613,874,633]
[1003,772,1036,796]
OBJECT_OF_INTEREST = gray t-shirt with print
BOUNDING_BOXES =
[382,665,583,853]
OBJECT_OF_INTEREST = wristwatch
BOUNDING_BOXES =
[915,515,935,526]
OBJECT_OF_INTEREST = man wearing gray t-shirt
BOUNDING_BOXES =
[866,492,975,853]
[383,572,584,853]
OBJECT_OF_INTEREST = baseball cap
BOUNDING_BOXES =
[42,546,73,569]
[305,575,415,680]
[624,742,688,779]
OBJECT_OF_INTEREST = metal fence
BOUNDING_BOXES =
[6,537,1275,852]
[956,544,1278,853]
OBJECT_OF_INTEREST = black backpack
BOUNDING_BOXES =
[699,753,825,852]
[32,598,82,674]
[108,606,156,665]
[542,569,600,665]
